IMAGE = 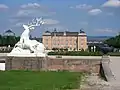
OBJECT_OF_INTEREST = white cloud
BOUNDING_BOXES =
[16,9,53,17]
[76,4,92,9]
[15,22,24,27]
[9,19,18,23]
[11,22,26,28]
[96,28,116,33]
[11,18,59,28]
[17,9,35,17]
[88,9,102,15]
[10,3,57,31]
[47,25,66,31]
[0,4,8,9]
[107,12,114,16]
[16,3,55,17]
[79,21,88,25]
[43,19,59,25]
[102,0,120,7]
[21,3,41,9]
[70,6,74,9]
[70,4,92,10]
[17,3,42,17]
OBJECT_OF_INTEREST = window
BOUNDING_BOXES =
[66,42,68,45]
[46,42,48,45]
[46,38,48,41]
[70,40,72,45]
[74,41,76,45]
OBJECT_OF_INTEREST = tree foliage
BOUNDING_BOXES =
[48,51,102,56]
[104,35,120,48]
[0,35,20,47]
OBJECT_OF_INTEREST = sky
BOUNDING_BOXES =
[0,0,120,37]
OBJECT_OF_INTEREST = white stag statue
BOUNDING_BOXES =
[8,17,46,57]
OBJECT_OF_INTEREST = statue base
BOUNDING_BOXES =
[5,56,48,71]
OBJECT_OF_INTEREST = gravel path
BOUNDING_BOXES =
[80,73,120,90]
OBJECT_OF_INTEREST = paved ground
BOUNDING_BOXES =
[80,73,111,90]
[79,56,120,90]
[81,73,120,90]
[109,57,120,84]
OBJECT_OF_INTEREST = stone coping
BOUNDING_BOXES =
[48,56,102,60]
[7,53,46,57]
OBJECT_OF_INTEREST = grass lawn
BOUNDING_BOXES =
[0,71,84,90]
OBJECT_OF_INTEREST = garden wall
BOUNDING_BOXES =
[5,56,101,73]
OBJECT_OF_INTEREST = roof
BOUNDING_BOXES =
[4,29,15,36]
[51,32,64,36]
[45,31,51,33]
[66,32,78,36]
[5,30,13,33]
[43,30,86,36]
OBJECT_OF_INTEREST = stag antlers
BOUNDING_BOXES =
[28,17,44,30]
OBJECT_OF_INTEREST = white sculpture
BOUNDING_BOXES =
[8,17,46,57]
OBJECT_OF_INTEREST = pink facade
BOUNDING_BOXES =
[42,31,88,51]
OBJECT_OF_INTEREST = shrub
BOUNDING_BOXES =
[48,51,102,56]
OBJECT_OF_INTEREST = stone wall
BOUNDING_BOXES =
[5,56,101,73]
[47,58,101,73]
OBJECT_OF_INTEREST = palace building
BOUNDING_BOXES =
[3,29,15,36]
[42,29,88,51]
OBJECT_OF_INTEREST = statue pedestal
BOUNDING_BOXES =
[5,56,47,71]
[5,18,47,71]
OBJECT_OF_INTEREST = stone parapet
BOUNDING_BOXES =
[5,56,101,73]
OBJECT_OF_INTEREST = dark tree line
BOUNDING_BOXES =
[0,35,20,47]
[104,35,120,48]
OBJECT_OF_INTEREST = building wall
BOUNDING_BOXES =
[51,36,78,50]
[42,33,88,51]
[78,35,88,51]
[42,36,52,50]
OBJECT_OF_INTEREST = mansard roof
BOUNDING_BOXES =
[43,29,86,36]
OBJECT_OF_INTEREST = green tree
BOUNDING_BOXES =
[104,35,120,48]
[0,35,2,46]
[0,36,20,47]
